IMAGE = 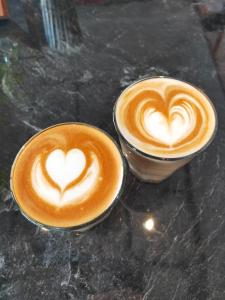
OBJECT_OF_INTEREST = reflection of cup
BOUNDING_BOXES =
[10,123,126,231]
[114,77,217,183]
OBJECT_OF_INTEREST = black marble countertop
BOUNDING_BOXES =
[1,0,225,299]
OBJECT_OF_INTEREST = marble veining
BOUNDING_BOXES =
[1,0,225,299]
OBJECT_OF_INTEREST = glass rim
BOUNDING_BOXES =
[10,122,127,232]
[113,75,218,162]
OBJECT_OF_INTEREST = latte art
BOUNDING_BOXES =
[46,149,87,191]
[32,149,99,207]
[11,124,124,228]
[115,78,216,158]
[143,97,197,146]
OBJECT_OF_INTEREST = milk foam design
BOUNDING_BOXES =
[46,149,86,190]
[32,148,100,207]
[142,94,198,146]
[11,123,124,228]
[116,78,216,158]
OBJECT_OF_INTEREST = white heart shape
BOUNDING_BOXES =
[32,152,99,207]
[144,108,191,146]
[46,148,86,190]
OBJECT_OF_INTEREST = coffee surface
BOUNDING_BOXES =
[115,78,216,158]
[11,124,124,227]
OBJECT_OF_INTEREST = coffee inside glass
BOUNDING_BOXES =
[10,123,126,231]
[114,77,217,183]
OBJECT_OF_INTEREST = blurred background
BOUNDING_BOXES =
[196,0,225,89]
[1,0,225,88]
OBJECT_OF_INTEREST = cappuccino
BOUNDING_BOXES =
[11,123,124,228]
[114,77,217,182]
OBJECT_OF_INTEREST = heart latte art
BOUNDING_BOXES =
[115,78,216,158]
[32,148,99,207]
[11,124,124,227]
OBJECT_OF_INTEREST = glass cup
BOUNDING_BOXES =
[10,122,126,232]
[113,77,218,183]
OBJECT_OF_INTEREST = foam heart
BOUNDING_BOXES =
[32,152,99,207]
[46,148,86,190]
[144,108,191,146]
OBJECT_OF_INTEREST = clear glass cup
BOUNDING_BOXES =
[113,77,218,183]
[10,122,127,232]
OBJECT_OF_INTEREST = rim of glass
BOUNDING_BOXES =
[10,122,127,231]
[113,76,218,162]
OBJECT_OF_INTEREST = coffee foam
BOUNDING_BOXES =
[11,124,124,227]
[32,151,99,207]
[115,78,216,158]
[45,148,87,191]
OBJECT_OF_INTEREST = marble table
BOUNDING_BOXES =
[0,0,225,299]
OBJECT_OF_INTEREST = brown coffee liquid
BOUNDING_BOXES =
[115,78,216,158]
[11,123,124,227]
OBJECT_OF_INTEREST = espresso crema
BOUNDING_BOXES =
[11,123,124,228]
[115,78,216,158]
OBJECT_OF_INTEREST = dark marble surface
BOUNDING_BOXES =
[1,0,225,299]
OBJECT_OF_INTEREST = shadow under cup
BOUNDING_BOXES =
[10,123,126,232]
[113,77,218,183]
